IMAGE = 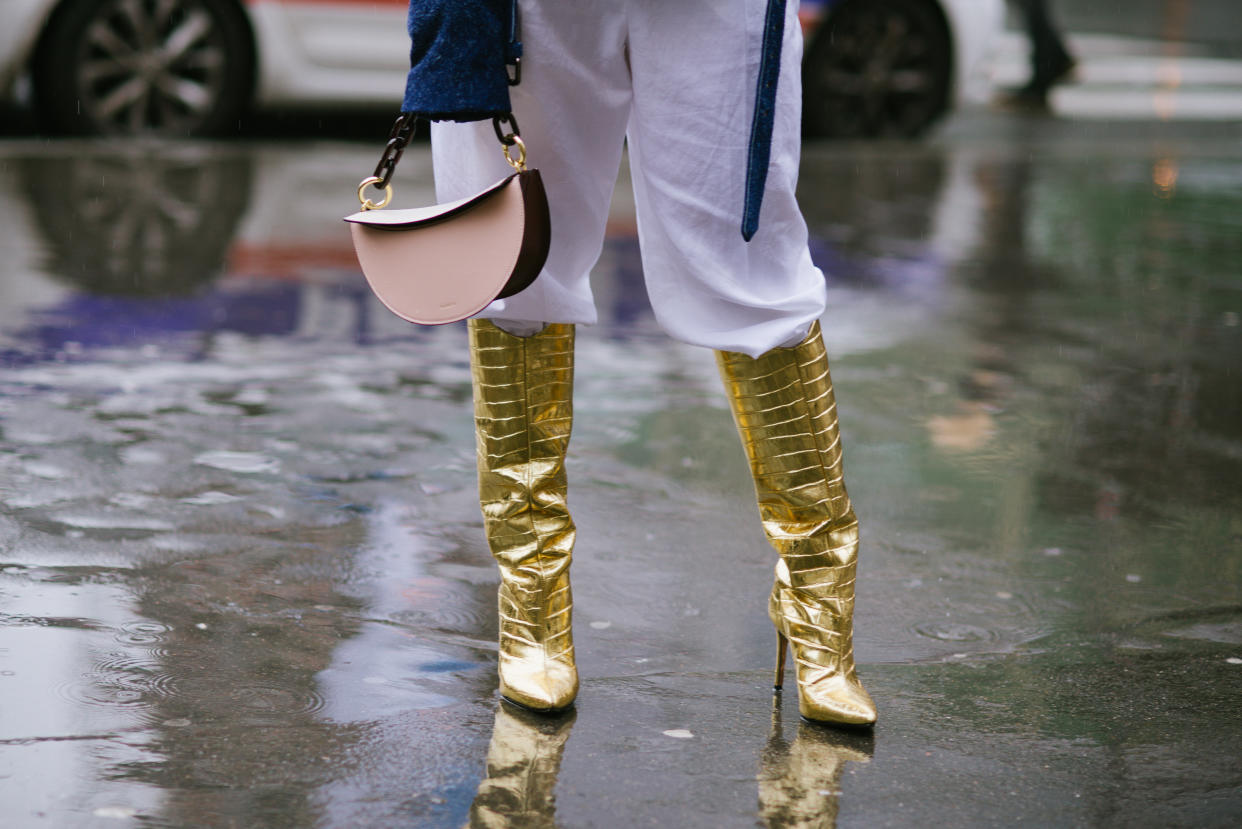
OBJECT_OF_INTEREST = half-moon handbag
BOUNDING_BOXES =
[344,114,549,326]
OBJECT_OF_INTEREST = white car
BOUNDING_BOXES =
[0,0,999,137]
[0,0,410,135]
[800,0,1002,137]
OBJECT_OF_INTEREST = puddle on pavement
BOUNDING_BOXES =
[0,138,1239,826]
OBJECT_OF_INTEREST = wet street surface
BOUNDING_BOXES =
[1,116,1240,827]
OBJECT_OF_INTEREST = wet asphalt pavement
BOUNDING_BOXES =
[1,113,1241,828]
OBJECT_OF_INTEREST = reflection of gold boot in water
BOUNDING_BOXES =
[758,702,873,829]
[467,704,577,829]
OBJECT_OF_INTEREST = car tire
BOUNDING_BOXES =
[32,0,254,137]
[802,0,952,139]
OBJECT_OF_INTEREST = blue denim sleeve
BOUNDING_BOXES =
[401,0,513,121]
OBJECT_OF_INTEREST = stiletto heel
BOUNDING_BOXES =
[774,631,788,691]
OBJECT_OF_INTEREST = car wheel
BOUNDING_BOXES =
[33,0,253,136]
[802,0,952,139]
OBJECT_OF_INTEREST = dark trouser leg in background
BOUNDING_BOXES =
[1013,0,1076,96]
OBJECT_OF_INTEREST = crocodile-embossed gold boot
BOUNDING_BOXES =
[717,322,876,726]
[469,319,578,712]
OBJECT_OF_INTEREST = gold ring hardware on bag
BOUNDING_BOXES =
[357,176,393,211]
[503,135,527,172]
[492,113,527,171]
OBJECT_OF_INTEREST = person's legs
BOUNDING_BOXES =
[1003,0,1076,106]
[434,0,633,710]
[624,0,826,358]
[626,0,874,724]
[1016,0,1075,92]
[431,0,632,328]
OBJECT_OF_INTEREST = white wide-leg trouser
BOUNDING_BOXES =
[431,0,826,357]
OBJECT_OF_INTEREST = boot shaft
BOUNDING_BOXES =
[468,319,579,712]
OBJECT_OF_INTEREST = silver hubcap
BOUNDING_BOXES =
[76,0,226,133]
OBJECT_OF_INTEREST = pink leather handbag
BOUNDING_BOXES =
[345,114,549,325]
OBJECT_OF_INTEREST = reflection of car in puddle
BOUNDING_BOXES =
[0,144,980,364]
[20,148,250,296]
[2,146,353,360]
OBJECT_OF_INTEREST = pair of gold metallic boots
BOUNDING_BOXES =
[468,319,876,725]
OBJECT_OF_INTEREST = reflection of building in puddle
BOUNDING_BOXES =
[921,153,1046,456]
[466,704,576,829]
[315,499,490,723]
[114,516,368,827]
[0,578,170,821]
[927,401,999,452]
[758,703,873,829]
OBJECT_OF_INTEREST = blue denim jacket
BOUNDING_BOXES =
[401,0,786,240]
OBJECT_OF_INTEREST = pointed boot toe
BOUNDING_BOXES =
[797,673,876,726]
[499,658,578,712]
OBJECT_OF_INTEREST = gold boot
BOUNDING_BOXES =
[717,321,877,726]
[469,319,578,712]
[466,704,576,828]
